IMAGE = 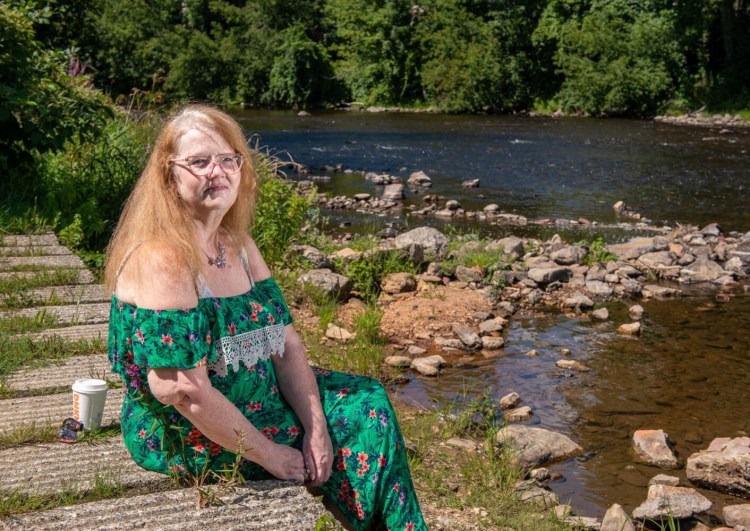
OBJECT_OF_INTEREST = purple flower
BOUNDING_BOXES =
[188,332,198,343]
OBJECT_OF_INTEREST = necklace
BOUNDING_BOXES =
[205,239,227,268]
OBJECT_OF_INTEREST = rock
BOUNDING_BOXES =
[381,272,417,294]
[632,484,711,520]
[408,171,432,186]
[446,438,480,452]
[563,293,595,309]
[326,323,354,342]
[601,503,636,531]
[649,474,680,487]
[499,392,521,410]
[515,483,559,510]
[298,269,353,301]
[484,204,500,213]
[527,266,572,285]
[353,193,371,201]
[297,110,310,116]
[551,246,582,266]
[686,437,750,497]
[330,248,362,263]
[629,304,645,320]
[289,244,334,269]
[701,222,722,237]
[495,213,528,226]
[723,504,750,530]
[479,317,506,335]
[638,251,674,268]
[454,265,484,283]
[395,227,449,258]
[461,178,480,188]
[410,355,445,376]
[402,346,424,357]
[434,337,467,350]
[643,285,681,298]
[586,280,614,297]
[608,238,654,260]
[505,406,533,422]
[633,429,679,469]
[496,425,582,469]
[556,359,591,371]
[592,308,609,321]
[680,257,727,283]
[489,236,525,258]
[481,336,505,350]
[382,183,405,201]
[618,322,642,336]
[452,325,482,349]
[384,355,412,367]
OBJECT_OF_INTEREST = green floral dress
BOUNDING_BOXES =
[108,277,426,530]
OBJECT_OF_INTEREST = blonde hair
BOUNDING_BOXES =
[104,104,257,291]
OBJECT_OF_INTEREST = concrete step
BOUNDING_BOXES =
[0,269,94,284]
[0,245,74,257]
[1,233,59,247]
[7,354,116,393]
[0,480,323,530]
[0,388,123,435]
[1,302,111,326]
[0,284,108,308]
[0,437,161,496]
[0,254,85,270]
[26,322,109,342]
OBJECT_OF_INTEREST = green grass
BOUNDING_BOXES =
[0,269,83,294]
[0,312,59,335]
[0,335,105,380]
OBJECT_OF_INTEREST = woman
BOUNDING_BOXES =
[105,104,426,530]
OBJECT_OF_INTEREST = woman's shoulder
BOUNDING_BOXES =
[239,234,272,283]
[116,241,198,310]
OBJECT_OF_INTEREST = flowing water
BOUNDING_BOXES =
[236,110,750,520]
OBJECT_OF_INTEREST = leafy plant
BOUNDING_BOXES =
[578,237,617,266]
[340,249,418,303]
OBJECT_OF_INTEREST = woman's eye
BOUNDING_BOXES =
[189,158,210,169]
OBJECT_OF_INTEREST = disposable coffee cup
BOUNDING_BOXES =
[72,379,109,431]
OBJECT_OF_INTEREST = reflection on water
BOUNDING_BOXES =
[397,289,750,519]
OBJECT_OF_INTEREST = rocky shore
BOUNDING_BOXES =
[295,222,750,530]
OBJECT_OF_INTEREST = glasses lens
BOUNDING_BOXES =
[187,157,212,175]
[220,154,242,174]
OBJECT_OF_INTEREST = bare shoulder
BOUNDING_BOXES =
[116,241,198,309]
[242,234,272,282]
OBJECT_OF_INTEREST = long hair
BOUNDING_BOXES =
[104,104,257,291]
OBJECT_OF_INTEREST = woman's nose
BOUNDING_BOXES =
[205,160,226,179]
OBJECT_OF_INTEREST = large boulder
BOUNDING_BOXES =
[297,269,352,301]
[633,429,679,469]
[382,183,405,201]
[394,227,449,258]
[407,170,432,187]
[723,504,750,530]
[288,244,333,269]
[632,484,711,520]
[496,425,582,469]
[680,257,727,283]
[601,503,636,531]
[686,437,750,497]
[527,266,572,285]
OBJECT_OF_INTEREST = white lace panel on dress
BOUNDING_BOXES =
[208,323,286,377]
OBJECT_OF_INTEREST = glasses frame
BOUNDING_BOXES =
[170,152,244,176]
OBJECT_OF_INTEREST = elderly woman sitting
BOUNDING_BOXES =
[105,105,426,530]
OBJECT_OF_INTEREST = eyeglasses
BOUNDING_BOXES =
[170,153,244,176]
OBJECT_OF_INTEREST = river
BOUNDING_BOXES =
[236,109,750,521]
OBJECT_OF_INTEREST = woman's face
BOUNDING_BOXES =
[171,127,241,221]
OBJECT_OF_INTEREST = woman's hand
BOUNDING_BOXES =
[259,443,307,482]
[302,425,333,486]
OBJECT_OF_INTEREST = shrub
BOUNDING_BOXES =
[340,249,419,303]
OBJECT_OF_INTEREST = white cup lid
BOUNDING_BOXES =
[72,378,109,393]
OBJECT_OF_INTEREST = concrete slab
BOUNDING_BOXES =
[0,284,108,307]
[0,269,94,284]
[1,302,111,326]
[0,255,85,269]
[0,480,324,530]
[0,245,74,257]
[0,388,123,434]
[26,322,110,342]
[7,354,115,392]
[1,233,59,247]
[0,437,161,495]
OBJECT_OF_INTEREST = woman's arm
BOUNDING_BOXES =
[147,366,306,481]
[243,237,332,485]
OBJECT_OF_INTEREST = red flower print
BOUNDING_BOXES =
[227,323,237,335]
[187,427,202,440]
[336,387,350,398]
[135,329,144,344]
[247,402,263,412]
[209,443,222,456]
[270,385,277,394]
[250,311,258,322]
[353,489,360,499]
[117,301,123,311]
[393,483,400,492]
[206,334,212,345]
[340,479,351,493]
[336,458,347,471]
[357,468,365,477]
[378,454,387,467]
[357,452,369,464]
[337,447,352,457]
[369,409,376,419]
[268,314,275,324]
[139,429,146,438]
[193,444,205,453]
[195,356,206,368]
[161,334,174,345]
[406,523,415,531]
[358,509,365,521]
[287,426,301,437]
[127,337,133,346]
